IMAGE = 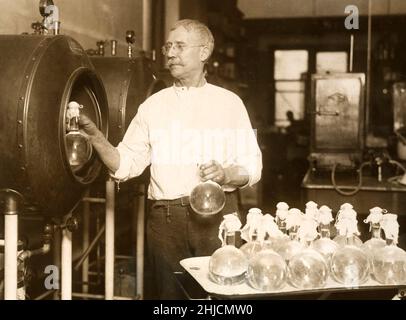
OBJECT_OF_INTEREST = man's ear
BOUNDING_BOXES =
[200,46,210,62]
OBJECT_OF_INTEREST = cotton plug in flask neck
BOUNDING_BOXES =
[209,214,248,285]
[361,207,386,265]
[287,215,329,289]
[312,205,338,262]
[331,215,370,286]
[65,101,92,171]
[372,213,406,285]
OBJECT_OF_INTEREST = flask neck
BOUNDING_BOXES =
[289,226,299,241]
[320,223,331,238]
[371,223,382,239]
[68,116,80,132]
[277,219,287,234]
[224,231,236,247]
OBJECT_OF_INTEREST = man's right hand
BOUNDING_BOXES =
[79,114,100,136]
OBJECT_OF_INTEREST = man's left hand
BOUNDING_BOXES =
[199,160,230,185]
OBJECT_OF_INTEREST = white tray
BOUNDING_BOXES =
[180,256,405,298]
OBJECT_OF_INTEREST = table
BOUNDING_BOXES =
[301,170,406,215]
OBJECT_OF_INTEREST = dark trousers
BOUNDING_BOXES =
[146,192,240,300]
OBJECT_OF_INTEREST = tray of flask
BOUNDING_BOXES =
[180,256,405,299]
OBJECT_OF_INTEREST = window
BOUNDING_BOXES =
[274,50,308,127]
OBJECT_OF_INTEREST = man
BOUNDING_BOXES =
[80,19,262,299]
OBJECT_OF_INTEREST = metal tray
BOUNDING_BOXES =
[180,256,405,299]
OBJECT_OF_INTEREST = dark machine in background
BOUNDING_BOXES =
[302,71,406,219]
[0,34,108,217]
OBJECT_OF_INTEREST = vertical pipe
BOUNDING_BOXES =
[142,0,152,53]
[4,191,19,300]
[82,189,90,295]
[366,0,372,139]
[136,184,146,299]
[349,34,354,72]
[53,228,61,300]
[105,178,115,300]
[61,222,72,300]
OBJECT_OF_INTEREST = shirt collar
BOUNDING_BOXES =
[173,80,208,93]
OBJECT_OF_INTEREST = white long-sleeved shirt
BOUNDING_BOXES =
[113,82,262,200]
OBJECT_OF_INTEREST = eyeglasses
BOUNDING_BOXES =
[161,42,205,56]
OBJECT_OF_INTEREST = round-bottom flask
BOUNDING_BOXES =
[372,244,406,285]
[209,245,248,285]
[331,244,370,286]
[288,248,329,289]
[247,249,286,291]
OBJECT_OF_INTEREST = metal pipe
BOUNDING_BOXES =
[74,224,106,271]
[136,184,146,299]
[142,0,152,53]
[82,197,106,203]
[105,178,115,300]
[61,220,72,300]
[18,243,51,262]
[349,34,354,72]
[82,189,90,294]
[366,0,372,139]
[52,227,61,300]
[35,289,56,300]
[71,292,134,300]
[1,189,23,300]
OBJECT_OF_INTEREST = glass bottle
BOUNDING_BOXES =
[333,204,363,247]
[190,179,226,216]
[331,216,370,286]
[246,214,287,291]
[240,208,263,259]
[305,200,319,221]
[361,207,386,267]
[65,101,92,171]
[209,214,248,285]
[312,205,338,264]
[276,208,305,263]
[272,202,290,252]
[261,214,284,251]
[373,214,406,285]
[288,215,329,289]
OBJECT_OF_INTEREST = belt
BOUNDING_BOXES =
[153,196,190,207]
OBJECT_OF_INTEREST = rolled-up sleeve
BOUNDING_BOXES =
[110,103,151,182]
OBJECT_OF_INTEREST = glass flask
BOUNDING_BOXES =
[209,214,248,285]
[331,216,370,286]
[261,214,285,251]
[288,215,329,289]
[312,205,338,263]
[272,203,290,252]
[361,207,386,267]
[275,202,289,234]
[65,101,92,171]
[372,214,406,285]
[333,205,362,247]
[190,180,226,216]
[276,208,305,262]
[305,200,319,221]
[240,208,263,259]
[247,249,287,291]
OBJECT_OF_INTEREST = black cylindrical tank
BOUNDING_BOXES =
[90,56,166,147]
[0,35,108,216]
